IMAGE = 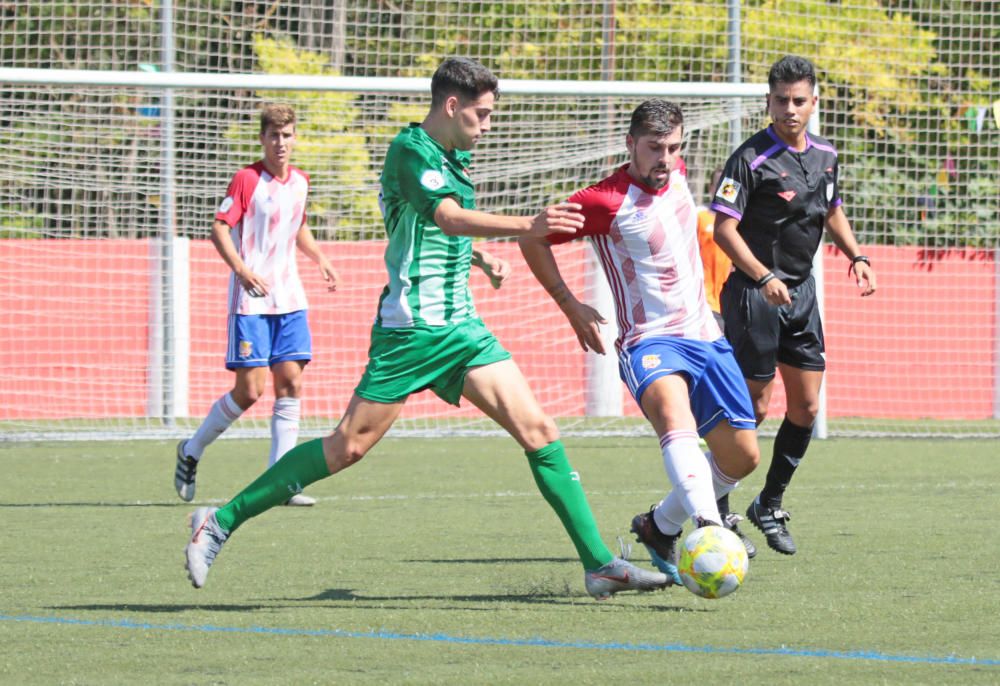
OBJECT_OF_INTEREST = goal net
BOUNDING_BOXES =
[0,70,766,440]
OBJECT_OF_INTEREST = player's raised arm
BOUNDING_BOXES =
[518,233,608,354]
[433,198,584,239]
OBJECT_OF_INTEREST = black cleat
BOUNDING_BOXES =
[723,512,757,558]
[174,440,198,502]
[630,507,682,585]
[746,498,796,555]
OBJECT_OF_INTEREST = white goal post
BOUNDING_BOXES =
[1,67,775,441]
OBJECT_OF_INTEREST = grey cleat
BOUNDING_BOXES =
[185,506,228,589]
[584,557,670,600]
[174,440,198,502]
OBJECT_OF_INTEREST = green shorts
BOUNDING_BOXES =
[354,318,512,406]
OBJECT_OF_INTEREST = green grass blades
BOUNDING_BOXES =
[1,437,999,684]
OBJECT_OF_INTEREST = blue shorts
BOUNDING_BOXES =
[226,310,312,369]
[619,336,756,436]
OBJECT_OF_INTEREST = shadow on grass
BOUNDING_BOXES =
[48,603,273,613]
[0,501,183,508]
[47,590,698,613]
[287,588,699,612]
[406,557,576,564]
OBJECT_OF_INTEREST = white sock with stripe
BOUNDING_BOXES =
[705,449,740,501]
[268,397,301,468]
[656,429,722,527]
[185,392,244,461]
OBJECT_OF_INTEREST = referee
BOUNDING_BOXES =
[712,55,876,555]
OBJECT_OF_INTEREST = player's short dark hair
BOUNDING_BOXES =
[430,57,500,108]
[260,103,296,134]
[768,55,816,90]
[629,99,684,139]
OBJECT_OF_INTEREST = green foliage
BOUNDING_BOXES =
[745,0,939,134]
[0,1,156,69]
[2,1,997,245]
[232,36,382,240]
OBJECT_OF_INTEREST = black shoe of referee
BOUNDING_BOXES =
[746,497,796,555]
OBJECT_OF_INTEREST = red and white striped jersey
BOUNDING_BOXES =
[550,162,721,350]
[216,161,309,316]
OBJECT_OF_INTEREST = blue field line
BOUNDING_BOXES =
[1,613,997,667]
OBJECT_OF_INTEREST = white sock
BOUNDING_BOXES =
[268,397,301,468]
[658,429,722,526]
[652,491,687,536]
[705,450,740,501]
[186,392,244,460]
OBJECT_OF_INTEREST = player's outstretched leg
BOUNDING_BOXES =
[584,558,671,600]
[630,507,683,586]
[746,496,796,555]
[185,506,228,588]
[174,440,198,502]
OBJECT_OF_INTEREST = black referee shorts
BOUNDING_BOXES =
[720,272,826,381]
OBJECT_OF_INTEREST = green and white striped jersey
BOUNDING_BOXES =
[376,124,478,327]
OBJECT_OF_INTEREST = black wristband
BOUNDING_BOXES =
[755,272,776,288]
[851,255,870,266]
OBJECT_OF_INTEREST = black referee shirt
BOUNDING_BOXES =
[710,125,841,284]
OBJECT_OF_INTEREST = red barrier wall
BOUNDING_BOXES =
[1,239,996,422]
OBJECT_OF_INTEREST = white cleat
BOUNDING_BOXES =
[185,506,227,589]
[284,493,317,507]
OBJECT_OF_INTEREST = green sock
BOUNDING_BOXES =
[214,438,331,533]
[525,440,614,571]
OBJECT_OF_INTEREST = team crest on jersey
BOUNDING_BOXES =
[641,354,661,370]
[238,340,253,359]
[218,196,234,213]
[716,178,740,203]
[420,169,446,191]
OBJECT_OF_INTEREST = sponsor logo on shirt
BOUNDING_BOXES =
[239,340,253,358]
[219,196,234,213]
[716,178,740,203]
[642,354,661,370]
[778,189,797,202]
[420,169,446,191]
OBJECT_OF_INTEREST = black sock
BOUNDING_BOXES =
[759,416,813,508]
[717,492,731,518]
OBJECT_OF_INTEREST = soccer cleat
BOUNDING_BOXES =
[630,508,683,586]
[745,498,796,555]
[185,506,228,588]
[584,557,670,600]
[723,512,757,559]
[174,440,198,502]
[283,493,316,507]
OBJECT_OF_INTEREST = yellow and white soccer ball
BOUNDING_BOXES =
[677,525,749,599]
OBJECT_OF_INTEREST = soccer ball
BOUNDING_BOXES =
[677,525,749,599]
